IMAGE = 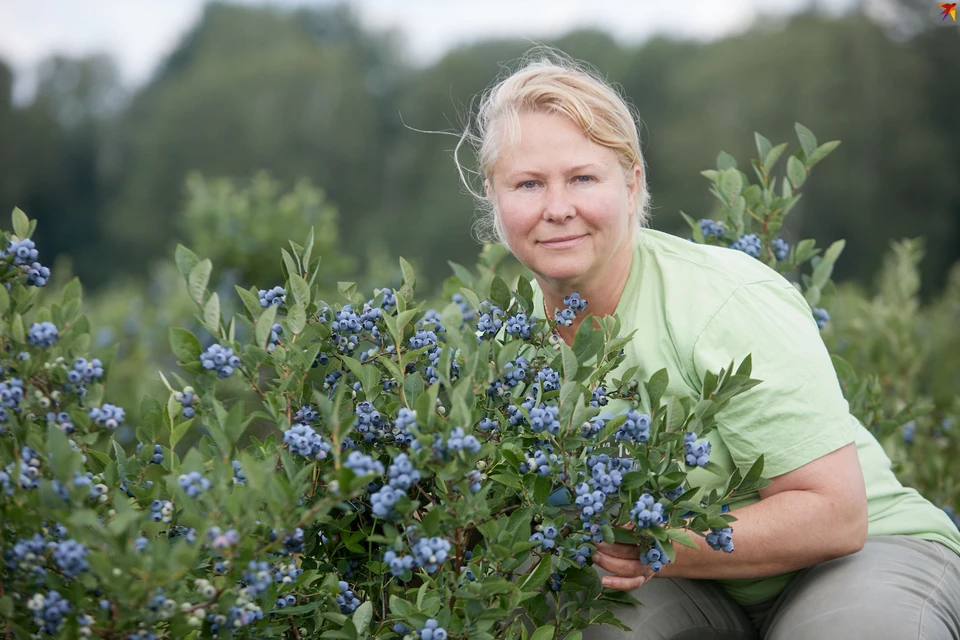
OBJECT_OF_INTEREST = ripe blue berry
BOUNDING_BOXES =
[88,403,125,430]
[639,543,671,572]
[555,292,587,326]
[730,234,762,258]
[706,527,734,552]
[615,409,651,443]
[177,471,210,498]
[476,304,504,337]
[812,307,830,330]
[772,237,790,260]
[258,286,286,308]
[505,312,535,339]
[344,451,384,477]
[452,293,476,322]
[699,218,726,239]
[683,433,711,467]
[27,321,59,348]
[337,581,361,614]
[283,423,331,460]
[418,618,448,640]
[199,344,241,378]
[26,591,71,635]
[630,493,665,528]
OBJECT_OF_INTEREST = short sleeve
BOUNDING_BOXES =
[691,281,856,478]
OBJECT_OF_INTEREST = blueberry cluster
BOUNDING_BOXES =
[503,356,530,389]
[567,543,593,568]
[533,367,560,393]
[3,238,51,287]
[275,594,297,609]
[0,377,25,424]
[26,591,71,635]
[555,292,588,327]
[408,329,438,351]
[294,405,319,423]
[208,527,240,550]
[574,482,607,521]
[452,293,476,323]
[699,218,726,239]
[52,539,88,577]
[582,413,610,439]
[178,471,211,498]
[640,543,671,572]
[412,537,452,573]
[519,447,560,477]
[417,619,448,640]
[225,594,264,629]
[283,423,331,460]
[344,451,384,477]
[283,527,305,554]
[445,427,482,454]
[684,433,711,467]
[526,403,561,436]
[67,357,104,384]
[391,408,417,446]
[6,533,49,580]
[176,389,196,418]
[630,493,666,528]
[372,287,396,311]
[730,234,762,258]
[232,460,247,485]
[354,401,387,443]
[336,581,361,614]
[149,444,164,465]
[706,527,734,552]
[587,454,633,494]
[258,286,286,308]
[267,323,283,352]
[505,312,535,339]
[425,344,460,386]
[27,321,59,348]
[477,417,498,432]
[200,344,241,378]
[529,524,559,551]
[580,521,604,544]
[590,386,608,407]
[615,409,651,443]
[813,307,830,330]
[419,309,446,333]
[772,237,790,261]
[88,403,125,429]
[1,446,41,493]
[476,304,504,338]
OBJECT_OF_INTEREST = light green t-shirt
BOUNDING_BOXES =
[532,228,960,605]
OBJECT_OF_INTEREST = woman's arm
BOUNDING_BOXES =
[594,442,868,590]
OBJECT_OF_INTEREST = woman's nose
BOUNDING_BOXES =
[542,184,576,222]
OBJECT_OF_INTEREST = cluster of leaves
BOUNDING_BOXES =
[0,204,767,639]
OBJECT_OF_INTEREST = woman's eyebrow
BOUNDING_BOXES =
[508,163,603,179]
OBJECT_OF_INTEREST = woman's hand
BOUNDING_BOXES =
[593,540,657,591]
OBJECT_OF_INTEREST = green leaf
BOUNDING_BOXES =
[352,601,373,634]
[289,274,310,307]
[287,303,306,335]
[491,473,522,490]
[763,143,788,173]
[12,207,29,238]
[281,248,299,279]
[786,155,807,189]
[175,244,200,283]
[400,257,416,289]
[530,626,556,640]
[560,343,578,381]
[234,285,262,318]
[716,151,737,171]
[811,239,846,290]
[203,292,221,335]
[169,328,201,363]
[645,368,669,409]
[255,304,278,350]
[0,285,9,314]
[187,259,212,306]
[795,123,817,157]
[754,133,772,163]
[489,275,511,311]
[806,140,840,168]
[448,261,475,286]
[719,168,742,205]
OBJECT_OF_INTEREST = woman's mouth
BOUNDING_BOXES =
[539,235,585,249]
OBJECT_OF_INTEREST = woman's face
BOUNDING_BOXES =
[489,111,639,287]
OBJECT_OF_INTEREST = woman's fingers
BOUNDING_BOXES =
[600,574,647,591]
[592,550,649,578]
[594,542,642,559]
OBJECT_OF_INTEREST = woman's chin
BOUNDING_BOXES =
[532,258,590,285]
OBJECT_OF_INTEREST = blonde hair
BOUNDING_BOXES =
[455,48,651,245]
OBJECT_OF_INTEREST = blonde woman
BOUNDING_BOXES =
[454,50,960,639]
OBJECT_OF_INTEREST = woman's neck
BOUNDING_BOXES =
[538,245,635,345]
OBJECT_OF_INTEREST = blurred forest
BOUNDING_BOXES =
[1,2,959,295]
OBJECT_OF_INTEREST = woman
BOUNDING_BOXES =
[455,52,960,639]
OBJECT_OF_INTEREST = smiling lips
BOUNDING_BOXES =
[539,235,585,249]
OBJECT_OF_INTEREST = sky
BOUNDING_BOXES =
[0,0,863,101]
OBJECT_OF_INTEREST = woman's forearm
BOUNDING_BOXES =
[655,489,867,580]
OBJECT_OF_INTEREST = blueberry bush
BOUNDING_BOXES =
[1,123,956,639]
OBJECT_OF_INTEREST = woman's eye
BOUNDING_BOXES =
[519,180,539,189]
[575,175,594,183]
